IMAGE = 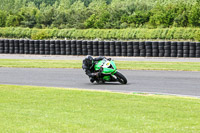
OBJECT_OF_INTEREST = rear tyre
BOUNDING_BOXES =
[114,71,127,84]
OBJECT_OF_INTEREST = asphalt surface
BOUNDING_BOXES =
[0,67,200,98]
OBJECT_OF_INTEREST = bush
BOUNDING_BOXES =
[31,30,50,40]
[0,27,200,41]
[6,15,21,27]
[195,32,200,42]
[0,10,6,27]
[188,3,200,27]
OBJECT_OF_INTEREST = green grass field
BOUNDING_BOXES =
[0,85,199,133]
[0,59,200,71]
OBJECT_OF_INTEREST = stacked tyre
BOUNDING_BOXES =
[115,41,121,56]
[145,41,152,57]
[177,42,183,57]
[121,42,127,56]
[19,40,24,54]
[152,42,158,57]
[139,42,145,57]
[60,40,66,55]
[34,40,39,54]
[24,40,29,54]
[50,40,55,55]
[104,41,110,56]
[4,39,9,54]
[82,40,87,55]
[87,41,93,56]
[71,40,77,55]
[0,40,4,53]
[14,40,19,54]
[66,40,71,55]
[133,42,140,57]
[196,42,200,57]
[76,40,82,55]
[39,40,45,55]
[189,42,196,57]
[164,41,171,57]
[127,42,133,56]
[98,41,104,56]
[158,42,164,57]
[29,40,35,54]
[9,40,14,54]
[171,42,177,57]
[110,41,115,56]
[44,40,50,55]
[183,42,189,57]
[93,41,98,56]
[55,40,60,55]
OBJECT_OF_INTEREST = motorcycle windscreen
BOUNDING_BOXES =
[94,60,105,71]
[101,61,117,74]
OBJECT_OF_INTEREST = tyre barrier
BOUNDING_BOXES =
[115,41,121,56]
[0,39,200,58]
[133,41,140,57]
[127,41,133,57]
[121,41,127,56]
[98,41,104,56]
[104,41,110,56]
[139,41,145,57]
[66,40,71,55]
[145,41,152,57]
[110,41,115,56]
[76,40,82,55]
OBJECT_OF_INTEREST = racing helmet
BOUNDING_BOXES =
[83,55,94,69]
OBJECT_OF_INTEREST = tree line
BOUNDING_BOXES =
[0,0,200,29]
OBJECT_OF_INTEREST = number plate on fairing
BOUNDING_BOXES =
[103,61,110,68]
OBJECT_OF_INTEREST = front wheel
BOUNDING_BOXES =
[114,71,127,84]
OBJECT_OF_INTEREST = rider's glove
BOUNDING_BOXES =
[94,72,101,78]
[98,72,101,77]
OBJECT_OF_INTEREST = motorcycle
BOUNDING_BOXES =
[93,58,127,84]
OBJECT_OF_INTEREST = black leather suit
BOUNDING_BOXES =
[82,56,105,78]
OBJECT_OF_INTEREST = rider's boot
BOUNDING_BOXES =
[90,77,95,83]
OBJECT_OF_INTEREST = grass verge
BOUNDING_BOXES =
[0,59,200,71]
[0,84,199,132]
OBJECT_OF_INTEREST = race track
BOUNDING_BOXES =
[0,67,200,97]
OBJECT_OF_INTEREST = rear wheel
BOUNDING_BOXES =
[114,71,127,84]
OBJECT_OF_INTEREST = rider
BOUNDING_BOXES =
[82,55,110,83]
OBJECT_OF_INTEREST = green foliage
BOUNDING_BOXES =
[149,4,177,28]
[0,10,7,27]
[188,3,200,27]
[0,0,200,29]
[84,14,96,28]
[1,27,200,41]
[31,29,50,40]
[65,1,88,29]
[6,15,21,27]
[18,5,40,28]
[194,31,200,41]
[121,11,150,28]
[1,0,200,31]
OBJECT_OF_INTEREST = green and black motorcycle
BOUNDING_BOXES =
[93,58,127,84]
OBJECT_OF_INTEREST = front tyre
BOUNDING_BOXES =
[114,71,127,84]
